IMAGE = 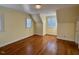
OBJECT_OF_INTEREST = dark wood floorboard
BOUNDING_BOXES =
[0,35,79,55]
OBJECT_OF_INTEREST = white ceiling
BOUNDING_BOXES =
[0,4,78,14]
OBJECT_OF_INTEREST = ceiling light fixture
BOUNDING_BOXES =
[35,4,41,9]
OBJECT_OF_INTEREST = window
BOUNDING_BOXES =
[25,17,32,28]
[0,15,4,32]
[47,16,57,28]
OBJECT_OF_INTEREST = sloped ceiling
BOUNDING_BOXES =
[0,4,24,12]
[0,4,77,14]
[0,4,78,24]
[31,14,43,24]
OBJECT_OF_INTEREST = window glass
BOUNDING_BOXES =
[47,16,57,28]
[25,18,32,28]
[0,15,4,32]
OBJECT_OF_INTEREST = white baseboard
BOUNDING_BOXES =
[0,34,33,48]
[34,33,43,36]
[57,36,74,42]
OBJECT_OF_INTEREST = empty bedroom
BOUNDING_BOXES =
[0,4,79,55]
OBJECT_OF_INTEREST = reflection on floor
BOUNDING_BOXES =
[0,35,79,55]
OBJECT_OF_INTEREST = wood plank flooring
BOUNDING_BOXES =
[0,35,79,55]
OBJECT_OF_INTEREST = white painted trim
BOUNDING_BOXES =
[34,33,43,36]
[57,36,74,42]
[0,34,33,48]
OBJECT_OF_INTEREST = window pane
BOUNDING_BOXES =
[25,18,32,28]
[48,16,57,28]
[0,15,4,32]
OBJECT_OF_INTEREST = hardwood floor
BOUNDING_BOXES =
[0,35,79,55]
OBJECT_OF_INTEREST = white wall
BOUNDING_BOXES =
[40,15,46,35]
[57,22,75,41]
[32,14,43,35]
[0,6,34,47]
[57,6,78,42]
